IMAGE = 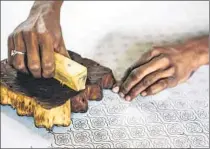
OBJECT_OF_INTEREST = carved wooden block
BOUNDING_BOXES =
[0,51,115,129]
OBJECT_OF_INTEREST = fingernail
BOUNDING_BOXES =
[119,92,125,98]
[125,96,131,101]
[141,92,147,96]
[112,86,119,93]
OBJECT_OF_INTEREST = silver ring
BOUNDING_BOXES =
[11,50,25,56]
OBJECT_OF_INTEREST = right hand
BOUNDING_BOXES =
[8,4,69,78]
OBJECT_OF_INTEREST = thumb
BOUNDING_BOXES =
[58,45,70,58]
[54,37,70,58]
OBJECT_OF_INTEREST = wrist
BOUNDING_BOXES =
[194,45,209,68]
[181,36,209,69]
[30,1,63,18]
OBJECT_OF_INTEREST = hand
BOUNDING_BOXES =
[112,37,209,101]
[8,1,69,78]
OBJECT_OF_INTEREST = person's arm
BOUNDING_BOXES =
[112,35,209,101]
[181,36,209,66]
[8,0,69,78]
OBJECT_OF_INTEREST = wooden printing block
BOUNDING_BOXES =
[0,50,115,129]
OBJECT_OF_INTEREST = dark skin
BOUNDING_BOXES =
[112,36,209,100]
[8,1,209,99]
[8,1,69,78]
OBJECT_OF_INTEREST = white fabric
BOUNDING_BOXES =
[1,1,209,148]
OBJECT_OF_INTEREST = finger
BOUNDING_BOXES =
[52,28,70,58]
[8,34,15,65]
[112,81,122,93]
[112,67,133,94]
[56,38,70,58]
[127,67,175,100]
[23,31,41,78]
[119,55,170,96]
[124,49,162,80]
[39,33,55,78]
[112,49,161,93]
[135,48,162,66]
[12,32,28,73]
[142,77,175,96]
[153,46,177,54]
[58,45,70,58]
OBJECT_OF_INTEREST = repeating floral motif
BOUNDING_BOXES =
[49,38,208,148]
[53,133,71,146]
[172,136,190,148]
[166,123,185,135]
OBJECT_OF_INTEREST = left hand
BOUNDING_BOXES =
[112,45,204,101]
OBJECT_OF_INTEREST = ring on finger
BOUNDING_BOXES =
[11,50,25,56]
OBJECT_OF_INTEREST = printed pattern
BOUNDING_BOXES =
[50,65,209,148]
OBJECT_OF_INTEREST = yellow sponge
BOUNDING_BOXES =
[54,53,87,91]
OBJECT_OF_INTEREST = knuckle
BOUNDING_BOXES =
[22,23,34,32]
[152,72,159,79]
[161,55,170,64]
[158,55,170,67]
[146,87,153,95]
[151,49,160,55]
[16,63,25,71]
[13,31,22,39]
[13,32,18,37]
[43,61,54,70]
[13,32,25,49]
[130,90,138,97]
[159,80,167,88]
[29,63,40,72]
[23,30,32,37]
[130,72,138,80]
[12,33,18,40]
[142,79,150,87]
[130,69,139,80]
[120,85,129,93]
[42,63,55,78]
[23,30,37,39]
[147,72,160,84]
[23,31,37,44]
[39,32,53,43]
